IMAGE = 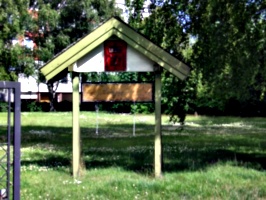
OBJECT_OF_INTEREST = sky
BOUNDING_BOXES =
[115,0,152,21]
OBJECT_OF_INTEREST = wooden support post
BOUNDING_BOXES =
[72,72,80,178]
[154,66,162,178]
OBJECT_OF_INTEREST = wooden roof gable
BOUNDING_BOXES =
[40,17,190,81]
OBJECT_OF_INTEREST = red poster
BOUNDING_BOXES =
[104,40,127,71]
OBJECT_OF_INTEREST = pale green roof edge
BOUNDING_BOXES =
[40,17,190,81]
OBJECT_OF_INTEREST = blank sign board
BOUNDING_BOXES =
[82,83,153,102]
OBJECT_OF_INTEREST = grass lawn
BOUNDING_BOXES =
[1,112,266,199]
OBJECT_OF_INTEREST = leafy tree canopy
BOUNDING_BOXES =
[126,0,266,118]
[0,0,34,81]
[189,0,266,103]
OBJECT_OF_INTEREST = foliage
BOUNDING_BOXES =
[190,0,266,103]
[0,102,8,112]
[132,4,196,123]
[131,103,154,114]
[29,0,121,58]
[126,0,266,117]
[26,101,42,111]
[0,0,35,81]
[1,0,265,117]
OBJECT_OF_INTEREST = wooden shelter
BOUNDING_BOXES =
[40,17,190,178]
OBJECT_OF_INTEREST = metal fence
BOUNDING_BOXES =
[0,82,21,200]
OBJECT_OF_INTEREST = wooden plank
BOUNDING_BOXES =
[82,83,153,102]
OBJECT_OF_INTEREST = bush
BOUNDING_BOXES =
[0,102,8,112]
[131,103,154,114]
[27,101,42,112]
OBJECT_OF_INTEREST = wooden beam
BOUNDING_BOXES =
[154,66,162,178]
[72,72,80,178]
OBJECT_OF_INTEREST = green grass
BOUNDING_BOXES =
[1,112,266,199]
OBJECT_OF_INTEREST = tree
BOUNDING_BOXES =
[0,0,35,81]
[126,1,197,123]
[190,1,266,107]
[27,0,121,111]
[126,0,266,117]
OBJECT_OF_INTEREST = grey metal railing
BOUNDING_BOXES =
[0,82,21,200]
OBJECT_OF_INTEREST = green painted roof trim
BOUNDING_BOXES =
[40,17,190,81]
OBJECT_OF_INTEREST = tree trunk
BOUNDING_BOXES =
[47,81,59,111]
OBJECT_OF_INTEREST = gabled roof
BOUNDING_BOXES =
[40,17,190,81]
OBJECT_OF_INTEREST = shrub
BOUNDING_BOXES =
[0,102,8,112]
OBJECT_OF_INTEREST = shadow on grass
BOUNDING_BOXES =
[163,149,266,172]
[19,124,266,174]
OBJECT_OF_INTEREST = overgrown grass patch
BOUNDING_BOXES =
[20,164,266,199]
[1,112,266,199]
